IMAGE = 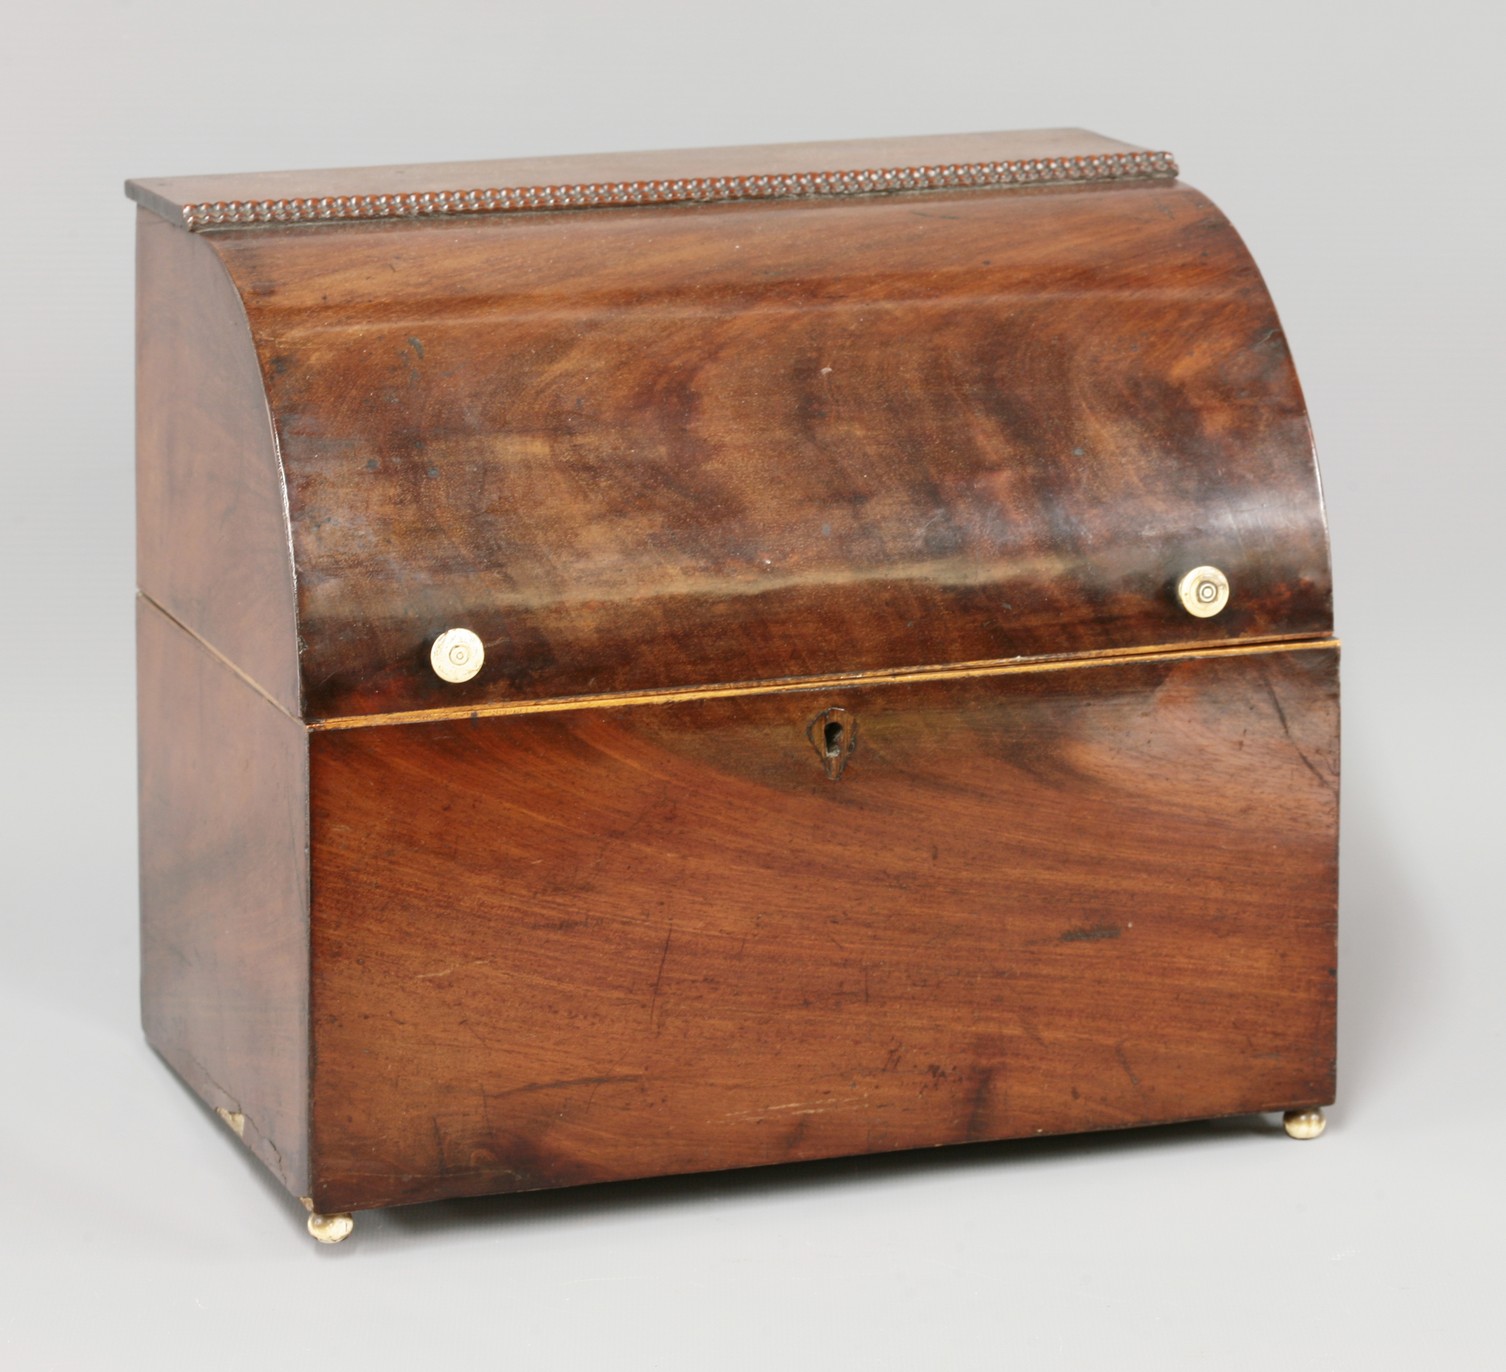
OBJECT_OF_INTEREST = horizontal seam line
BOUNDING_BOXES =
[135,599,1336,732]
[308,636,1340,732]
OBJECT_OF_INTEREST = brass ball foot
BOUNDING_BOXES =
[307,1211,355,1244]
[301,1197,355,1244]
[1282,1107,1327,1140]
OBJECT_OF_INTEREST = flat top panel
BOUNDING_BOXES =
[126,128,1154,228]
[207,177,1330,719]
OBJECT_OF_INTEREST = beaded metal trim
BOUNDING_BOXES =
[181,150,1178,230]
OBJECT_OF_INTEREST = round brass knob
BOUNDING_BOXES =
[1177,565,1230,618]
[430,627,484,683]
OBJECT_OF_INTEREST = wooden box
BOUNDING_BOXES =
[129,129,1338,1243]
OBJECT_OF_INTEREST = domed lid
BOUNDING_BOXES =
[129,130,1329,723]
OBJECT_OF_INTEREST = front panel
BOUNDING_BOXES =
[306,644,1337,1213]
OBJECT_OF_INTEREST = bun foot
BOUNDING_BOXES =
[301,1196,355,1244]
[1282,1107,1327,1140]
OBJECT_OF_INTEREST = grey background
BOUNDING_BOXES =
[3,1,1501,1366]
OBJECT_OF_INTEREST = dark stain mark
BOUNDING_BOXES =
[1060,923,1120,943]
[486,1074,646,1101]
[965,1069,994,1140]
[407,336,425,360]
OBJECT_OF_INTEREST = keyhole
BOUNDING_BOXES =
[807,707,857,781]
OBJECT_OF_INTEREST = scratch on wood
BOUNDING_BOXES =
[721,1096,866,1122]
[415,958,490,980]
[648,915,675,1028]
[1259,668,1336,795]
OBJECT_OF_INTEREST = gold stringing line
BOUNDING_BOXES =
[308,637,1340,733]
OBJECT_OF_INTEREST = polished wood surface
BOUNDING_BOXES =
[137,598,310,1194]
[306,644,1337,1213]
[126,128,1154,227]
[135,208,301,715]
[187,175,1329,721]
[132,131,1339,1222]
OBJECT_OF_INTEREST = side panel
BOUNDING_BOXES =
[138,600,310,1194]
[308,646,1337,1213]
[136,207,300,714]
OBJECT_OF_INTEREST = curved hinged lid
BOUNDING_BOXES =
[129,130,1330,722]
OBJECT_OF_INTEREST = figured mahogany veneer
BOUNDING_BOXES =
[131,133,1328,722]
[132,129,1338,1226]
[305,643,1337,1213]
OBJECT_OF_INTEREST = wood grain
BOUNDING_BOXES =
[306,644,1337,1213]
[191,176,1330,720]
[137,598,310,1194]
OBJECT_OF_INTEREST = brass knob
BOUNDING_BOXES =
[430,627,484,683]
[1177,565,1230,618]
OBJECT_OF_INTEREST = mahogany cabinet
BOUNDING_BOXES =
[130,129,1337,1242]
